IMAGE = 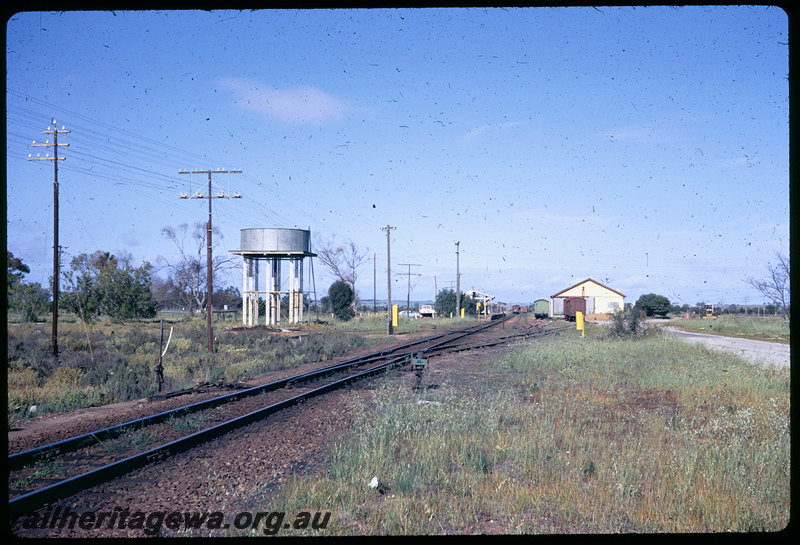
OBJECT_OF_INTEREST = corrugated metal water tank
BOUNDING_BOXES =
[239,228,311,253]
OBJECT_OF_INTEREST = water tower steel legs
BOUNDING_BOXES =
[266,258,272,326]
[240,254,308,327]
[242,257,260,327]
[254,260,259,325]
[297,259,304,323]
[270,258,280,326]
[288,258,304,323]
[242,258,248,326]
[289,259,295,323]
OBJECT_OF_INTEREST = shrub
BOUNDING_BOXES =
[7,368,40,409]
[80,352,157,403]
[40,386,105,413]
[7,329,56,378]
[127,327,157,351]
[328,281,355,321]
[609,311,647,338]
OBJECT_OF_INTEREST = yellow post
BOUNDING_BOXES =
[576,311,585,338]
[460,307,464,318]
[392,304,398,327]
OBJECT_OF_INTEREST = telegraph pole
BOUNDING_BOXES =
[179,168,242,353]
[28,119,69,359]
[381,225,396,334]
[397,263,422,316]
[455,241,461,318]
[372,252,377,312]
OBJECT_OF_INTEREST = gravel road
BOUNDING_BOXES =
[664,327,790,370]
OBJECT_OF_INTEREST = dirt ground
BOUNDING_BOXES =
[9,317,786,537]
[9,318,538,537]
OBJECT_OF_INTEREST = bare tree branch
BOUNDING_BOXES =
[746,252,790,320]
[158,222,237,317]
[313,234,369,307]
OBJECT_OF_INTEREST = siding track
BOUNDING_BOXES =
[9,315,566,516]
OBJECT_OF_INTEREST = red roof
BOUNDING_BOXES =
[550,278,626,299]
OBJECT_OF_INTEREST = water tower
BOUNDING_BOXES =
[229,228,316,326]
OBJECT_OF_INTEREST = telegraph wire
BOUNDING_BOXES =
[9,92,384,234]
[10,90,401,299]
[9,91,388,235]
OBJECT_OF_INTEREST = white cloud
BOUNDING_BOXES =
[463,121,523,141]
[216,77,353,123]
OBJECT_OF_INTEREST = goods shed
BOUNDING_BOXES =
[550,278,625,319]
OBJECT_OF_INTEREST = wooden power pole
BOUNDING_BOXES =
[28,119,69,360]
[455,241,461,318]
[397,263,421,316]
[381,225,396,334]
[179,168,242,354]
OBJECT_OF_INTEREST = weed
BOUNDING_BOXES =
[31,459,69,479]
[168,411,207,432]
[10,476,33,489]
[101,426,159,454]
[263,335,789,534]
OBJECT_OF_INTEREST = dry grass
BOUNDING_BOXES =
[264,335,790,534]
[6,314,371,423]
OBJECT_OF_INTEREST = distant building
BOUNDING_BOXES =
[419,304,437,318]
[550,278,625,318]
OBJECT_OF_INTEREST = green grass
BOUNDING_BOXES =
[666,315,789,343]
[100,426,161,454]
[167,410,208,432]
[261,335,790,534]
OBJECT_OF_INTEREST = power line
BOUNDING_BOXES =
[8,91,389,238]
[397,263,422,314]
[27,118,69,360]
[178,168,242,354]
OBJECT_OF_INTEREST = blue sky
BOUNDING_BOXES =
[6,7,789,307]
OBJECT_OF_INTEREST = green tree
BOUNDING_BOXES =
[7,252,51,322]
[634,293,671,317]
[328,280,355,321]
[213,286,242,311]
[318,296,331,314]
[7,251,31,290]
[435,289,477,318]
[9,282,51,322]
[435,289,457,317]
[62,251,157,322]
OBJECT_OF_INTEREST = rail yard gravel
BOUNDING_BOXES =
[10,319,535,537]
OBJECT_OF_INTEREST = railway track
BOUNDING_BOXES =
[9,315,565,516]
